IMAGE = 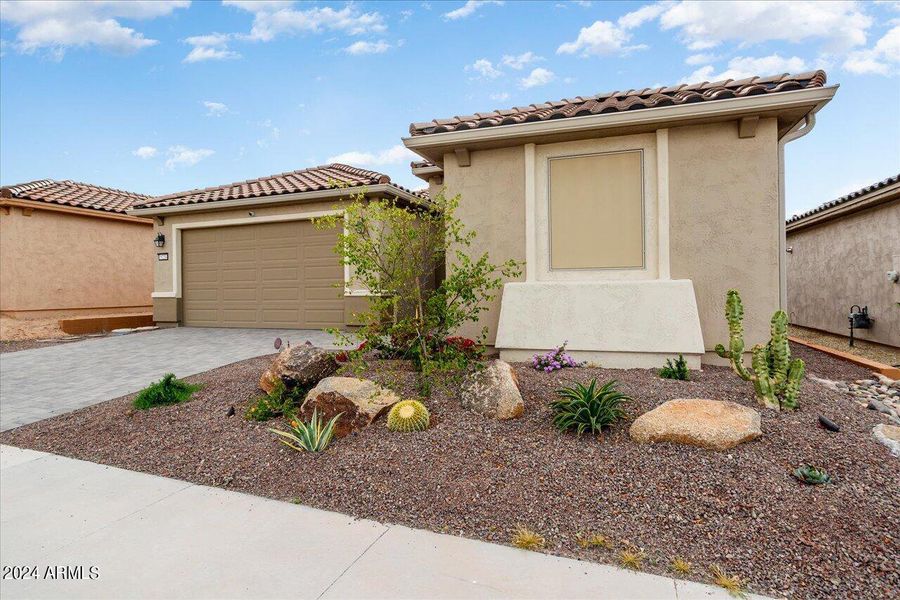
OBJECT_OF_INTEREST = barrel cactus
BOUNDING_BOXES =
[714,289,805,410]
[387,400,430,432]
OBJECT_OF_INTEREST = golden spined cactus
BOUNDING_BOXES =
[387,400,430,432]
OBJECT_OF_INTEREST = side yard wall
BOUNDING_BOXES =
[786,199,900,347]
[0,206,153,315]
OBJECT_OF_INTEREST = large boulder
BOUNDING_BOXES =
[629,399,761,451]
[259,343,339,393]
[299,377,400,438]
[873,424,900,458]
[460,360,524,419]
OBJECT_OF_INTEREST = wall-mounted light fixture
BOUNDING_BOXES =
[154,232,166,248]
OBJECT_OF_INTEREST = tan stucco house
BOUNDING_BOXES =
[786,174,899,348]
[128,164,425,329]
[404,71,837,367]
[0,180,153,320]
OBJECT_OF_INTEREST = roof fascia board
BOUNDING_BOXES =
[0,198,152,224]
[786,182,900,232]
[403,86,837,151]
[128,184,423,216]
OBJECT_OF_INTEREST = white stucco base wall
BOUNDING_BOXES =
[495,280,705,369]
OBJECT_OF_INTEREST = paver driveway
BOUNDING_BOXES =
[0,327,340,431]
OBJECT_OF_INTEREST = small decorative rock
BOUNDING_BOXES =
[300,377,400,438]
[872,424,900,458]
[818,415,840,432]
[259,343,339,393]
[460,360,524,419]
[867,399,893,415]
[629,399,761,451]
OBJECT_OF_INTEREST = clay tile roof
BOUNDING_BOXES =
[408,71,828,137]
[787,173,900,224]
[0,179,151,214]
[410,159,437,169]
[133,163,421,210]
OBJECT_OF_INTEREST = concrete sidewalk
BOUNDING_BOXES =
[0,446,763,600]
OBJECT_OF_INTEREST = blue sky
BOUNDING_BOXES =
[1,1,898,216]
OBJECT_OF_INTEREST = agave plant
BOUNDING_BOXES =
[793,465,832,485]
[268,409,342,452]
[550,379,630,435]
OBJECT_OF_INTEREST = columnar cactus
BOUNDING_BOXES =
[714,290,805,410]
[387,400,430,432]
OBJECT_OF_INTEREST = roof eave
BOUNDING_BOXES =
[403,86,838,162]
[786,180,900,232]
[127,183,428,216]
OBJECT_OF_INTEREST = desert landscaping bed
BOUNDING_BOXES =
[2,347,897,600]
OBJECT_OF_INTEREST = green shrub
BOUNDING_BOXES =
[132,373,201,410]
[550,379,630,435]
[659,355,690,380]
[268,409,342,452]
[245,380,305,422]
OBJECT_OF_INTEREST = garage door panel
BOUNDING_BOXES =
[182,221,343,328]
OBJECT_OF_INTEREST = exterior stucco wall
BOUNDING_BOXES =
[442,147,526,342]
[786,198,900,347]
[0,205,153,314]
[668,118,781,355]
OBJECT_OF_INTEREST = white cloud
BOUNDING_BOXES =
[165,146,214,170]
[132,146,158,159]
[490,91,510,101]
[681,54,809,84]
[183,32,241,63]
[224,2,387,41]
[501,51,541,70]
[344,40,391,55]
[399,10,413,22]
[557,19,647,56]
[659,1,872,53]
[255,119,280,148]
[443,1,504,21]
[327,144,417,167]
[843,26,900,75]
[520,67,556,88]
[685,52,717,65]
[203,101,229,117]
[0,0,189,58]
[466,58,502,79]
[617,3,668,30]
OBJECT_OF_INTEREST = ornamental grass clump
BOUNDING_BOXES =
[268,409,341,452]
[710,565,746,598]
[511,526,545,551]
[550,379,630,435]
[532,341,582,372]
[132,373,201,410]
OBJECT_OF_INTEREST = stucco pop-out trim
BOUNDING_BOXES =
[494,280,705,368]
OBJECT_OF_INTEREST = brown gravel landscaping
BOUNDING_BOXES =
[2,348,897,600]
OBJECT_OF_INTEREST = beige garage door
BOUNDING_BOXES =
[181,220,344,328]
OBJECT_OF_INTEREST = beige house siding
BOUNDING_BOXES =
[443,146,526,342]
[0,205,153,315]
[437,118,782,355]
[668,118,781,356]
[786,198,900,347]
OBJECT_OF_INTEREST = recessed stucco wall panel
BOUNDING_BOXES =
[443,147,526,343]
[0,206,152,313]
[668,118,781,352]
[786,198,900,347]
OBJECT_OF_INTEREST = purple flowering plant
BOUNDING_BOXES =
[531,341,583,372]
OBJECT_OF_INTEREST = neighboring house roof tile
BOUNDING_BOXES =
[408,71,828,137]
[0,179,151,214]
[787,173,900,224]
[134,163,420,210]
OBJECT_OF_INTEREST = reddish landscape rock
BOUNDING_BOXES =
[299,376,400,438]
[259,343,338,393]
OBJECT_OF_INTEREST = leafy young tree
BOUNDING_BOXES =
[314,188,521,391]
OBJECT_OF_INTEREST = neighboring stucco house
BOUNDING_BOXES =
[0,179,154,320]
[786,174,899,348]
[404,71,837,367]
[128,164,425,329]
